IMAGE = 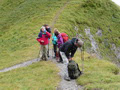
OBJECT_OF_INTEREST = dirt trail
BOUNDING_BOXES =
[55,62,84,90]
[0,58,40,72]
[0,49,84,90]
[50,0,70,30]
[49,50,84,90]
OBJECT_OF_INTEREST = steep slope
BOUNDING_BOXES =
[54,0,120,62]
[0,0,120,89]
[0,0,68,69]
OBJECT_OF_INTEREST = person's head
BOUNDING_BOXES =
[41,26,46,32]
[44,24,49,28]
[54,28,60,36]
[74,39,83,48]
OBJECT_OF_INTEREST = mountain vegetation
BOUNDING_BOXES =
[0,0,120,89]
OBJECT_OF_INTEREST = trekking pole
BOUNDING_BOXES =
[81,43,84,73]
[52,46,54,58]
[47,43,49,57]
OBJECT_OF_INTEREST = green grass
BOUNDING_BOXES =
[0,0,68,69]
[0,0,119,69]
[54,0,120,62]
[0,61,60,90]
[74,52,120,90]
[0,0,120,89]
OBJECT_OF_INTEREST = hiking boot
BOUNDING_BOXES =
[64,75,71,81]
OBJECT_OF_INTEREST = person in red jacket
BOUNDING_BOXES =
[37,26,51,60]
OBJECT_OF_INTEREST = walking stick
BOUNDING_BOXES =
[47,43,49,57]
[81,44,84,73]
[74,26,84,73]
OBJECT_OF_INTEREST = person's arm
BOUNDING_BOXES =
[60,35,63,44]
[64,43,72,59]
[54,36,58,42]
[38,32,42,38]
[71,47,77,58]
[48,28,51,33]
[46,32,51,38]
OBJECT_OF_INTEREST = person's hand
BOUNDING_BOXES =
[41,40,44,43]
[69,58,72,60]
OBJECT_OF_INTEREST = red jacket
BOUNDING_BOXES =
[37,32,51,45]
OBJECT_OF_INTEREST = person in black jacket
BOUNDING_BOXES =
[59,38,83,61]
[44,24,51,33]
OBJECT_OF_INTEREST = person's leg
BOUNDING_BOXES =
[59,50,63,63]
[44,45,48,61]
[60,52,70,80]
[40,45,44,60]
[53,44,57,57]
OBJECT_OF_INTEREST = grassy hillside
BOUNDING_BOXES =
[54,0,120,62]
[0,0,68,69]
[74,52,120,90]
[0,61,60,90]
[0,0,120,89]
[0,52,119,90]
[0,0,119,69]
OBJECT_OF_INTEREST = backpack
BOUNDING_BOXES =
[68,60,81,79]
[61,33,69,43]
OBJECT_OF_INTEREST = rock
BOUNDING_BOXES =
[96,29,102,36]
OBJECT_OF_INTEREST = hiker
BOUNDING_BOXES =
[52,29,58,58]
[36,26,51,60]
[54,29,64,62]
[44,24,51,57]
[44,24,51,33]
[59,38,83,60]
[54,29,64,48]
[59,38,83,80]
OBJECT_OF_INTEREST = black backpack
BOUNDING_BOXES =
[68,60,81,79]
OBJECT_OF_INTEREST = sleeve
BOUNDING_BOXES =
[54,36,58,42]
[38,32,42,38]
[64,43,72,59]
[71,48,77,58]
[46,28,51,33]
[46,32,51,38]
[60,36,64,44]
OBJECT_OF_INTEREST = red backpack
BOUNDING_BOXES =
[61,33,69,43]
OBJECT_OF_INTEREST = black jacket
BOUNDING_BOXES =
[60,38,78,59]
[46,28,51,33]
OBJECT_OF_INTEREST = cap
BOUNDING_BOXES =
[77,40,84,47]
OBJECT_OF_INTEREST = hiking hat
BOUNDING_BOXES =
[41,26,45,30]
[77,40,84,47]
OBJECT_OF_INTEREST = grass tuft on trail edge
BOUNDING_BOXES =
[74,52,120,90]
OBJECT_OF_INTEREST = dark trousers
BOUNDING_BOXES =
[53,44,57,57]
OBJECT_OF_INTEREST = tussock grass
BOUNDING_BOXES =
[0,61,60,90]
[74,52,120,90]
